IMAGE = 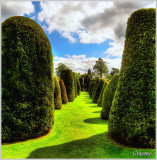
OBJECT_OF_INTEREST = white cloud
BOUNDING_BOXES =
[54,55,122,74]
[38,1,155,57]
[1,1,35,22]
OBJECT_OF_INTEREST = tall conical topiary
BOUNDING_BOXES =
[93,78,106,103]
[92,78,100,99]
[88,78,94,96]
[97,79,108,106]
[73,72,77,98]
[54,76,62,109]
[2,16,54,143]
[79,77,84,91]
[109,9,156,148]
[77,79,81,96]
[89,82,95,99]
[60,70,75,102]
[101,74,119,119]
[59,79,68,104]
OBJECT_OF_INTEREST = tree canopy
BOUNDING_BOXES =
[93,58,109,78]
[110,68,120,77]
[55,63,70,77]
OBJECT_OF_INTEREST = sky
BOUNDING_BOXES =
[1,0,156,74]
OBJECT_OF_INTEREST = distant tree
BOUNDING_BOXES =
[55,63,70,77]
[88,69,92,75]
[93,58,109,78]
[110,68,120,77]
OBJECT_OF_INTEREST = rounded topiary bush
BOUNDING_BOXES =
[73,72,77,98]
[54,76,62,109]
[88,78,94,95]
[108,9,156,148]
[77,79,81,95]
[97,79,108,106]
[2,16,54,143]
[93,78,106,103]
[79,77,84,91]
[101,74,119,119]
[92,78,100,99]
[59,79,68,104]
[60,70,75,102]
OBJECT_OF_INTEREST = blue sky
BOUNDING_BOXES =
[1,1,156,74]
[24,1,119,59]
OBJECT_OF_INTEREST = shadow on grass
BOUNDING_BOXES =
[93,111,101,113]
[84,117,108,125]
[27,132,123,158]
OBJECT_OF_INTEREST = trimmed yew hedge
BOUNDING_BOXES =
[92,78,100,99]
[97,80,108,106]
[59,79,68,104]
[2,16,54,143]
[101,74,119,119]
[109,9,156,148]
[54,76,62,109]
[93,78,106,103]
[60,70,75,102]
[79,77,84,91]
[77,79,81,95]
[89,82,95,99]
[73,72,77,98]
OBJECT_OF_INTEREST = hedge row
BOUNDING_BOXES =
[54,76,62,109]
[101,74,119,119]
[93,79,106,103]
[60,70,75,102]
[59,79,68,104]
[97,80,108,106]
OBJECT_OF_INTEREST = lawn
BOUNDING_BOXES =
[1,92,155,159]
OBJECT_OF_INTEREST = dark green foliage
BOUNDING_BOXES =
[93,79,106,103]
[88,78,94,94]
[109,9,156,148]
[79,77,84,91]
[54,76,62,109]
[77,79,81,96]
[88,69,92,75]
[59,79,68,104]
[110,68,120,77]
[73,73,77,98]
[97,80,108,106]
[89,82,95,99]
[2,16,54,143]
[92,78,100,99]
[101,74,119,119]
[60,70,75,102]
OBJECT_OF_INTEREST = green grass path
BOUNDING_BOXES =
[1,92,156,159]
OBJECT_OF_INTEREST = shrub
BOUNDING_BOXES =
[59,79,68,104]
[89,82,95,99]
[97,80,108,106]
[88,78,94,95]
[108,9,156,148]
[2,16,54,143]
[60,70,75,102]
[77,79,81,95]
[79,77,84,91]
[101,74,119,118]
[93,78,106,103]
[54,76,62,109]
[92,78,100,99]
[73,72,77,98]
